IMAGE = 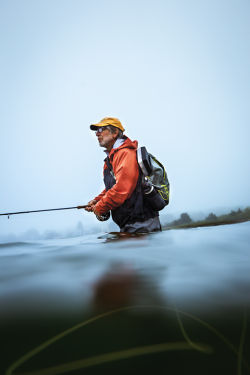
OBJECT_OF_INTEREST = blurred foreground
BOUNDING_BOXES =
[1,222,250,374]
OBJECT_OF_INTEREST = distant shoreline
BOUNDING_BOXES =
[163,207,250,230]
[163,217,250,230]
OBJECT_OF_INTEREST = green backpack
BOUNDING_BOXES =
[137,146,170,209]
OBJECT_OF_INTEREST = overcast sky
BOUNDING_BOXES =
[1,0,249,236]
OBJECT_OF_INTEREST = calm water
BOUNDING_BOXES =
[1,222,250,374]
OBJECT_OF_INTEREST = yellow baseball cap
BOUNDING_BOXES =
[90,117,125,132]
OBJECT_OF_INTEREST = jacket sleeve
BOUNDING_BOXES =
[94,148,139,214]
[94,189,106,202]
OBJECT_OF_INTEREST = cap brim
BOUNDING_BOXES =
[90,123,125,132]
[90,124,98,130]
[90,123,109,131]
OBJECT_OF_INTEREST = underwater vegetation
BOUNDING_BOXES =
[2,302,249,374]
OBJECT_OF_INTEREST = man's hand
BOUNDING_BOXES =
[92,205,110,221]
[84,199,97,212]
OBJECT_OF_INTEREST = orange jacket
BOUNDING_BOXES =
[94,137,139,215]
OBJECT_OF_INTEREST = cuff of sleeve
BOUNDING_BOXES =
[94,201,108,215]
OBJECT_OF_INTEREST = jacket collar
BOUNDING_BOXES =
[104,137,126,156]
[104,136,138,158]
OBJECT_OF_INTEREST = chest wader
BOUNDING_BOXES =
[104,156,158,229]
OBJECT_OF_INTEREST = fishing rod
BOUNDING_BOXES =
[0,205,110,221]
[0,205,87,218]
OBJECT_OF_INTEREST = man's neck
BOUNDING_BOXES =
[105,137,125,154]
[105,141,116,153]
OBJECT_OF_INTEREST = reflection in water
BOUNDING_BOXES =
[98,231,149,242]
[92,264,141,310]
[92,263,165,311]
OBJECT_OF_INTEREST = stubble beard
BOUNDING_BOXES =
[98,139,107,148]
[98,136,114,150]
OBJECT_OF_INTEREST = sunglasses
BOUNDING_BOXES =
[96,126,109,133]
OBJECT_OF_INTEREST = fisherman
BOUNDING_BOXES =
[84,117,161,233]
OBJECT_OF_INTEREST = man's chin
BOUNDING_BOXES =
[98,141,106,148]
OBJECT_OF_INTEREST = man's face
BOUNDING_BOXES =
[96,127,117,150]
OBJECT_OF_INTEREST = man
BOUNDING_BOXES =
[84,117,161,233]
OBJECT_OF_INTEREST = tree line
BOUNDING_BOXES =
[166,207,250,228]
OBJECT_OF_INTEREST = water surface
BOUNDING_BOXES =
[1,223,250,374]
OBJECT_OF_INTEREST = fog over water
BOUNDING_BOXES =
[0,0,250,239]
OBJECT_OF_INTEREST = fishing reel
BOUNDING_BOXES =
[95,211,110,221]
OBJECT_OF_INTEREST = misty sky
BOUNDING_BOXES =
[1,0,250,236]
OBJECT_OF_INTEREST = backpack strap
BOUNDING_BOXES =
[105,156,116,181]
[105,156,112,171]
[137,146,152,176]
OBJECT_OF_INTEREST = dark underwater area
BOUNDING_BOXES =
[1,217,250,375]
[2,306,249,375]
